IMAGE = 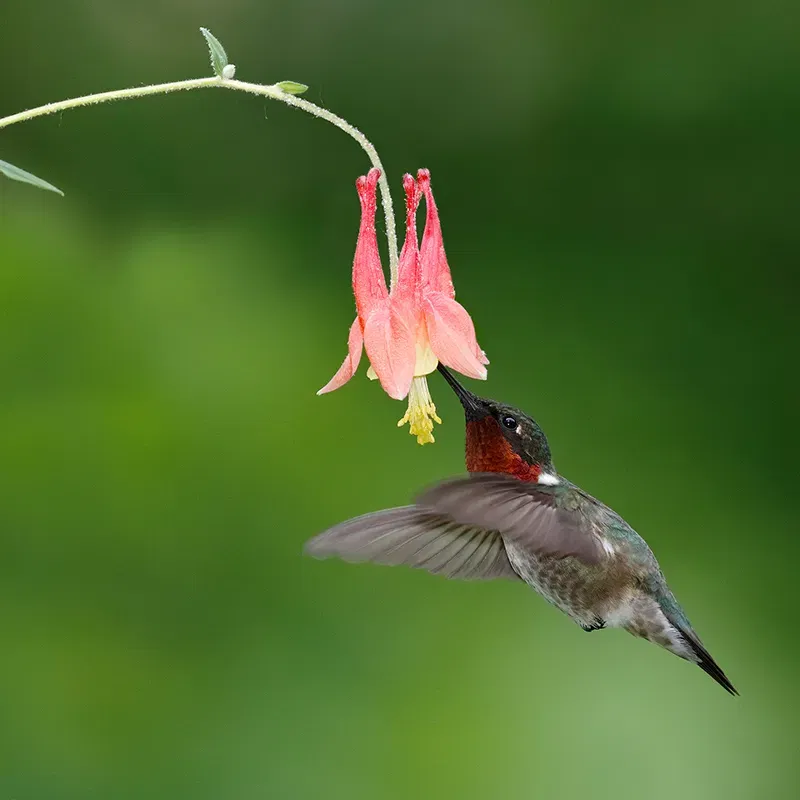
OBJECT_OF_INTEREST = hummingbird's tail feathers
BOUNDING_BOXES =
[305,506,521,581]
[645,579,738,695]
[673,623,738,696]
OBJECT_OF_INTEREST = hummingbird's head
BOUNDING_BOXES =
[436,365,556,482]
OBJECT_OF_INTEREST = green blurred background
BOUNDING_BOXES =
[1,2,798,798]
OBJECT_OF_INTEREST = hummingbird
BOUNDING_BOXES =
[306,365,737,695]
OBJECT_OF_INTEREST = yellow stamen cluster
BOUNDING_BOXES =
[397,376,442,445]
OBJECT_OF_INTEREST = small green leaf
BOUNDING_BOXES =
[0,159,63,196]
[276,81,309,95]
[199,27,229,77]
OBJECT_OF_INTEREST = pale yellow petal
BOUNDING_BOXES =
[413,340,438,377]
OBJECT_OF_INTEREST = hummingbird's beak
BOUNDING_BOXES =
[436,364,486,420]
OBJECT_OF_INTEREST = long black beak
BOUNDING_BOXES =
[436,364,486,420]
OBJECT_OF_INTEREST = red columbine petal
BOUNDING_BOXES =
[363,300,416,400]
[353,169,388,322]
[317,317,363,395]
[418,169,455,299]
[418,169,488,370]
[423,291,487,380]
[394,173,422,306]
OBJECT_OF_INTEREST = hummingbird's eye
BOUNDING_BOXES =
[502,415,517,430]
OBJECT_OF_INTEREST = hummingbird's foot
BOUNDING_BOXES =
[581,618,606,632]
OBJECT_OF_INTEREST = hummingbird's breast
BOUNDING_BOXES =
[504,543,633,628]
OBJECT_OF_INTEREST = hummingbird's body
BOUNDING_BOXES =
[501,484,694,657]
[307,366,737,695]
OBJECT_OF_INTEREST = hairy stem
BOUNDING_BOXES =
[0,75,400,284]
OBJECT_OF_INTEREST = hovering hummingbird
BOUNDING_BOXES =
[306,365,737,695]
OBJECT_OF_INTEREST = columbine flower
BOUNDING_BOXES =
[318,168,488,443]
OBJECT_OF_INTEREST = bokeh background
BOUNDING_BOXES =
[1,2,798,798]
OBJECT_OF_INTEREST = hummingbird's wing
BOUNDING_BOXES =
[417,473,605,565]
[305,506,520,580]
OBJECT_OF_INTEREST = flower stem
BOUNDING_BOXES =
[0,75,400,285]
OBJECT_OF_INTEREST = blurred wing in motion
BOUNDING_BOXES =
[417,473,605,565]
[305,506,520,581]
